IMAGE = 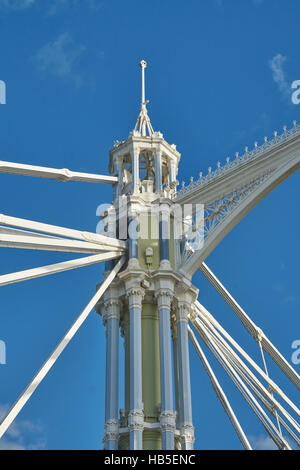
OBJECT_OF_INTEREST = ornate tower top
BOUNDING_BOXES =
[109,60,180,200]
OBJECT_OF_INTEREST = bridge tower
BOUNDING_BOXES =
[96,60,197,450]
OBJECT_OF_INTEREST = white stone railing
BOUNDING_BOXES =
[175,121,300,199]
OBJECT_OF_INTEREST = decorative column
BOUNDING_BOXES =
[128,206,139,265]
[155,286,176,450]
[132,144,140,194]
[126,286,145,449]
[171,311,180,433]
[115,157,123,199]
[155,148,162,193]
[159,202,170,268]
[169,160,176,185]
[101,286,121,450]
[176,295,195,450]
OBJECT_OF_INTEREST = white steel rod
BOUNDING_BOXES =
[192,320,292,449]
[0,252,122,287]
[0,233,121,254]
[0,213,126,250]
[188,326,252,450]
[0,226,61,239]
[219,340,300,438]
[192,314,300,434]
[0,256,125,440]
[199,262,300,389]
[0,160,118,184]
[194,301,300,416]
[210,325,300,434]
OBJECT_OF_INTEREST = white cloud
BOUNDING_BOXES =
[249,434,277,450]
[0,0,35,9]
[269,53,290,101]
[34,32,86,87]
[0,403,46,450]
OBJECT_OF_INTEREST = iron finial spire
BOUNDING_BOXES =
[134,59,154,137]
[140,59,147,105]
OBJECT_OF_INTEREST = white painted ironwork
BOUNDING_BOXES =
[0,160,117,184]
[176,121,300,201]
[0,252,122,287]
[181,170,274,264]
[0,256,125,440]
[0,233,122,254]
[0,59,299,451]
[193,301,300,419]
[0,213,126,250]
[133,60,155,137]
[188,325,252,450]
[190,315,296,449]
[180,153,300,275]
[199,262,300,389]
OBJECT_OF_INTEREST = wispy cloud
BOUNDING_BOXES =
[34,32,86,87]
[48,0,104,14]
[0,403,46,450]
[0,0,35,9]
[213,0,263,8]
[249,434,277,450]
[269,53,290,102]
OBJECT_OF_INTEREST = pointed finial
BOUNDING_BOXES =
[134,60,154,136]
[139,60,147,105]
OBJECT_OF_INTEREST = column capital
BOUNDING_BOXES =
[176,300,190,323]
[155,288,174,310]
[160,410,176,433]
[128,409,144,432]
[102,298,121,324]
[174,282,198,324]
[103,418,119,443]
[97,284,122,325]
[180,423,195,445]
[126,286,145,309]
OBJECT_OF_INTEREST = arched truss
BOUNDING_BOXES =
[0,123,299,450]
[176,122,300,276]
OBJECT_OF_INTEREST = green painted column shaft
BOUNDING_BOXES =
[142,301,161,450]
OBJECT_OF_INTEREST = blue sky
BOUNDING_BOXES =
[0,0,299,450]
